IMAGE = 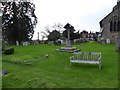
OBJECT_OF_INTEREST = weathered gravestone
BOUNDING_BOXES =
[16,41,19,46]
[106,38,110,44]
[34,41,39,45]
[23,42,29,46]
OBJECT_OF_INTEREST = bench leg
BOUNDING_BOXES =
[99,63,102,69]
[70,61,72,66]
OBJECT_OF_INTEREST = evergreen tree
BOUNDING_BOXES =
[2,1,37,44]
[63,23,80,40]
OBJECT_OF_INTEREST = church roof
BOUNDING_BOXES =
[99,1,120,26]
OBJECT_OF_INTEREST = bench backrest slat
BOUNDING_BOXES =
[74,52,101,61]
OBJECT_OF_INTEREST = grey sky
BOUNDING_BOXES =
[32,0,117,40]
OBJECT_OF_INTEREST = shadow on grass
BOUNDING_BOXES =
[71,63,100,70]
[2,56,48,66]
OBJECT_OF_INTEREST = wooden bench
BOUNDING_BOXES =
[70,52,102,69]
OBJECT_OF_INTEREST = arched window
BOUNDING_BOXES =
[110,21,113,32]
[117,21,120,31]
[114,21,116,31]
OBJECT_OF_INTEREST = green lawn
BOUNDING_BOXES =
[2,42,118,88]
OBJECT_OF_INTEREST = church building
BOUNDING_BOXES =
[99,0,120,43]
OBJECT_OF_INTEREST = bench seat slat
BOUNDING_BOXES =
[71,60,100,64]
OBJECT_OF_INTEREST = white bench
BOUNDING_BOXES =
[70,52,102,69]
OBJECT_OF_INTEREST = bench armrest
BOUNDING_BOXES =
[70,56,74,60]
[98,56,101,61]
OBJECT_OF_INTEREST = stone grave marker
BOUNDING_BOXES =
[23,42,28,46]
[34,40,39,45]
[16,41,19,45]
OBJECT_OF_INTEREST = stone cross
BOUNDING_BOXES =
[66,28,71,47]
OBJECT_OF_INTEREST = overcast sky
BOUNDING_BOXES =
[32,0,117,40]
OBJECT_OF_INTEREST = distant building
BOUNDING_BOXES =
[81,33,88,40]
[99,0,120,43]
[88,33,96,40]
[81,31,96,41]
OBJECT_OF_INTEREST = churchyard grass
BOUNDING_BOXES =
[2,42,118,88]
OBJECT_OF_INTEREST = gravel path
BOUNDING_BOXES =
[80,41,92,47]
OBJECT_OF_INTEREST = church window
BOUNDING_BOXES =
[114,21,117,31]
[110,21,113,32]
[117,21,120,31]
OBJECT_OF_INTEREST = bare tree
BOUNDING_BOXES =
[41,23,63,40]
[52,23,63,33]
[45,26,51,34]
[41,26,51,39]
[41,35,45,44]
